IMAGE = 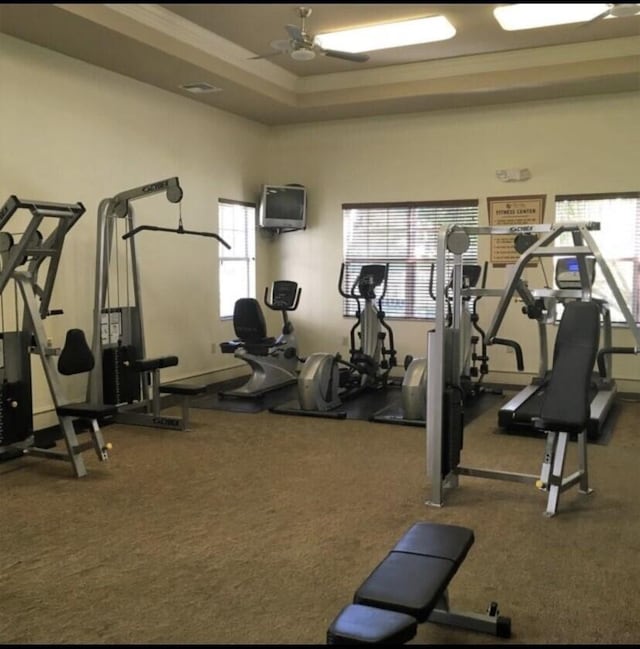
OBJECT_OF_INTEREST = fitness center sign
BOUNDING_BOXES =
[487,194,546,265]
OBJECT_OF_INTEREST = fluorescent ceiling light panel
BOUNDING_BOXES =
[315,16,456,54]
[494,4,612,30]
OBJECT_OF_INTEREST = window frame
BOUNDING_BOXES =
[554,191,640,325]
[218,198,256,321]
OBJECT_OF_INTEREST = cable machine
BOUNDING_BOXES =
[0,195,114,477]
[425,221,640,517]
[87,177,230,430]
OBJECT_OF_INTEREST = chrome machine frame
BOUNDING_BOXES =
[87,177,229,430]
[425,221,640,516]
[0,196,111,477]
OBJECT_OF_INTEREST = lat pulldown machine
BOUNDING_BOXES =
[0,195,114,478]
[87,177,230,431]
[425,221,640,517]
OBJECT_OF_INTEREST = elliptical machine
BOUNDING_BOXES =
[372,262,498,426]
[219,280,301,398]
[288,263,397,417]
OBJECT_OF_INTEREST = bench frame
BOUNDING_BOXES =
[327,522,511,644]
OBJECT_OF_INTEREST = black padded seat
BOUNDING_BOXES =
[223,298,279,356]
[131,356,179,372]
[327,604,417,645]
[56,402,117,418]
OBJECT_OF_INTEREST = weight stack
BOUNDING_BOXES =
[0,331,33,445]
[102,344,141,404]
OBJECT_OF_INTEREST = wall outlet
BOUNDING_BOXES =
[211,343,217,354]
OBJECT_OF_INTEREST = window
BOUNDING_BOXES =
[343,200,479,319]
[218,199,256,319]
[555,192,640,323]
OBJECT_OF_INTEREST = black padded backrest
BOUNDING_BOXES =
[233,298,268,342]
[58,328,95,376]
[539,301,600,433]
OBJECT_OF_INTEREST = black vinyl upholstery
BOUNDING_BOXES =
[354,523,473,622]
[56,328,117,419]
[222,298,277,355]
[58,328,95,376]
[327,604,417,645]
[536,300,601,433]
[234,298,269,342]
[327,523,475,644]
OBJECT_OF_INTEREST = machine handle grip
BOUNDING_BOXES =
[337,262,350,299]
[490,337,524,371]
[122,225,231,248]
[597,346,637,377]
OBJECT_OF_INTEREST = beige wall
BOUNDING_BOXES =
[1,32,639,423]
[0,33,268,417]
[263,92,640,389]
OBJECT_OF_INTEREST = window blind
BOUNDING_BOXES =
[555,192,640,323]
[343,200,479,319]
[218,199,256,319]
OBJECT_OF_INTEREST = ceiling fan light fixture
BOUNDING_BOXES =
[290,47,316,61]
[315,15,456,54]
[493,3,612,31]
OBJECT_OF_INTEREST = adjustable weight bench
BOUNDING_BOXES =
[327,522,511,644]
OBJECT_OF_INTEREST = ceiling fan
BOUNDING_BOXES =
[251,7,370,63]
[584,3,640,24]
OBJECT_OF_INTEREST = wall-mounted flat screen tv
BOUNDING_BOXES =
[258,184,306,230]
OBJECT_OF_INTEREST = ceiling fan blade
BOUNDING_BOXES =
[249,51,285,60]
[270,39,292,52]
[321,49,370,63]
[285,24,303,42]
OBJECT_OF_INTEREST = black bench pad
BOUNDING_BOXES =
[354,552,458,622]
[159,383,207,396]
[353,524,473,622]
[327,604,416,645]
[131,356,179,372]
[56,402,118,418]
[392,522,474,562]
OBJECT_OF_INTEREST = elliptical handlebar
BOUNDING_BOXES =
[339,262,389,301]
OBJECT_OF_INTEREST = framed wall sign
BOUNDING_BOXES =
[487,194,546,265]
